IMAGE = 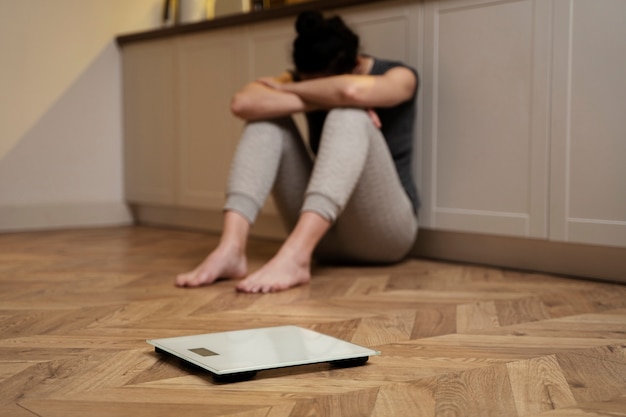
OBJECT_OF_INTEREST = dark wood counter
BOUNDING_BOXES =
[116,0,392,45]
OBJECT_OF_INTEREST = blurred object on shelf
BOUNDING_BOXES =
[207,0,250,19]
[162,0,180,26]
[199,0,316,22]
[253,0,314,13]
[180,0,208,23]
[251,0,264,12]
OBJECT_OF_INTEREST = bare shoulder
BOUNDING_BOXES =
[367,66,417,105]
[381,66,417,90]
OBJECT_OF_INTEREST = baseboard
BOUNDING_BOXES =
[0,201,133,232]
[130,204,287,241]
[412,228,626,284]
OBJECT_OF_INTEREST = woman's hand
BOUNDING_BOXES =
[255,77,285,91]
[231,74,308,120]
[367,109,382,129]
[256,77,381,128]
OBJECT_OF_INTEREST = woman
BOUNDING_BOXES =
[176,10,419,293]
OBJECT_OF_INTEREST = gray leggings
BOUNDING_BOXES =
[224,108,418,263]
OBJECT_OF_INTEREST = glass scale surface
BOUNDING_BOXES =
[148,325,380,382]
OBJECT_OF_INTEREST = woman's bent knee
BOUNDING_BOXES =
[325,107,370,125]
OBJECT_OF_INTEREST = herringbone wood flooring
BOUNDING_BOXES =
[0,226,625,417]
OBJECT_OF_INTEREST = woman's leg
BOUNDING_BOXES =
[312,108,418,263]
[232,119,326,293]
[236,108,418,293]
[235,211,330,293]
[176,118,311,287]
[175,210,249,287]
[224,117,310,225]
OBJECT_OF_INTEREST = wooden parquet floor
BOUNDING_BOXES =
[0,226,625,417]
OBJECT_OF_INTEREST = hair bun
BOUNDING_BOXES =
[295,11,324,36]
[292,11,359,75]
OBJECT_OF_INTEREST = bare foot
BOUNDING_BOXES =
[175,243,247,288]
[235,246,311,293]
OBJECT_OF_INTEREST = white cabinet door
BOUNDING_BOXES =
[246,19,293,79]
[122,40,178,205]
[344,0,418,64]
[177,28,247,209]
[550,0,626,248]
[421,0,552,238]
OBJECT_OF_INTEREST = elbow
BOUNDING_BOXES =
[339,84,367,107]
[230,92,250,118]
[231,90,271,120]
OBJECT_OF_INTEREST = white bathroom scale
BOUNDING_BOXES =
[148,325,380,382]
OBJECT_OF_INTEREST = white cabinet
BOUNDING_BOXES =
[122,27,248,212]
[420,0,552,239]
[122,40,178,205]
[177,28,247,209]
[549,0,626,248]
[420,0,626,249]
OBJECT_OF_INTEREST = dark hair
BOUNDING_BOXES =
[292,11,359,76]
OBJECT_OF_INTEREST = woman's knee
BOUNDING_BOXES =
[325,107,370,126]
[240,117,303,153]
[319,108,372,151]
[244,117,295,136]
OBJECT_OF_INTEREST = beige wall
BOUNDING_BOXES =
[0,0,163,231]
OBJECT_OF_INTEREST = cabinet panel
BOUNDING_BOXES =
[346,0,414,63]
[422,0,551,238]
[177,29,246,209]
[550,0,626,247]
[122,40,178,205]
[247,20,294,79]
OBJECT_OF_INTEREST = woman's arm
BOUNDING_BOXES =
[230,72,318,121]
[274,66,417,109]
[230,66,416,121]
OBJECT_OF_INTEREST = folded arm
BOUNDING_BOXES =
[230,66,417,121]
[276,66,417,109]
[230,72,316,121]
